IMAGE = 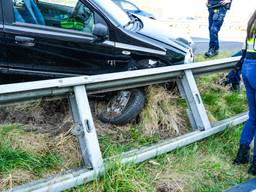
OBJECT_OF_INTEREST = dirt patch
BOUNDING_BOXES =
[53,132,82,169]
[0,98,72,135]
[157,181,184,192]
[0,169,34,189]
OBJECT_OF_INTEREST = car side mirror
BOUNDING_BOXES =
[92,23,108,42]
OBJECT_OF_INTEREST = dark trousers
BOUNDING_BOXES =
[240,59,256,155]
[208,7,227,50]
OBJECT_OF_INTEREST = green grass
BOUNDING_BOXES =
[0,140,60,175]
[91,162,154,192]
[0,125,62,180]
[174,127,251,191]
[71,126,252,192]
[100,128,160,158]
[0,51,250,191]
[193,51,248,121]
[69,162,155,192]
[197,73,247,121]
[195,50,233,62]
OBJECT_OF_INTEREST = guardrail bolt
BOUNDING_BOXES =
[71,123,84,136]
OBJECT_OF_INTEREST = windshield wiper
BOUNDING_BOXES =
[123,18,138,28]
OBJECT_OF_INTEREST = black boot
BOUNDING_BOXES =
[248,156,256,176]
[233,144,250,165]
[205,47,219,58]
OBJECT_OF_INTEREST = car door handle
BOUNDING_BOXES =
[15,36,35,47]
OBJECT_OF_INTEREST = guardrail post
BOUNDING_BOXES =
[177,80,197,130]
[178,70,211,130]
[69,85,103,170]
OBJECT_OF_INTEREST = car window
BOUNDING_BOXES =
[93,0,130,27]
[12,0,96,34]
[120,1,138,11]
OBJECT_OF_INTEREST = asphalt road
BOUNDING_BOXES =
[192,37,243,55]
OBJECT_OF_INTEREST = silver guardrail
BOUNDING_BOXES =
[0,57,239,103]
[1,56,247,192]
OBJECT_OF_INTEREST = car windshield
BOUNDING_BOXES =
[120,1,139,11]
[93,0,131,27]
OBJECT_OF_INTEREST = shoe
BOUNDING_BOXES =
[205,48,219,58]
[248,156,256,176]
[233,144,250,165]
[231,83,240,92]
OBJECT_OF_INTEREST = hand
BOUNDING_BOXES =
[220,0,231,5]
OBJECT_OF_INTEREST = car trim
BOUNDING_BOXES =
[0,0,3,24]
[104,41,115,46]
[4,25,94,40]
[6,67,79,78]
[4,25,165,55]
[4,25,113,46]
[115,42,166,55]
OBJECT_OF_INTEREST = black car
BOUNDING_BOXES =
[0,0,194,125]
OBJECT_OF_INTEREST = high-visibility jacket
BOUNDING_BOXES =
[246,35,256,59]
[247,36,256,53]
[60,17,84,31]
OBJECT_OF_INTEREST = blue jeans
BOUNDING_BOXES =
[240,59,256,155]
[208,7,227,50]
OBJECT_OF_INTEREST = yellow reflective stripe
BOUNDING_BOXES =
[247,36,256,52]
[247,38,254,44]
[247,50,256,53]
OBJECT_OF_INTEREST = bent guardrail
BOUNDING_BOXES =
[1,56,247,192]
[0,57,239,103]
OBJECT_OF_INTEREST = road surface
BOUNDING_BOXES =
[193,37,243,55]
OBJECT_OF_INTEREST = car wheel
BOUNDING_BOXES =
[98,89,145,125]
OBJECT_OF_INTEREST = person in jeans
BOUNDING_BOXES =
[233,10,256,176]
[205,0,232,57]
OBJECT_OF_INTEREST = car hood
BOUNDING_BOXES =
[127,10,155,19]
[135,15,191,53]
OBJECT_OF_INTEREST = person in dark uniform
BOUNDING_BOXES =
[233,10,256,176]
[205,0,232,57]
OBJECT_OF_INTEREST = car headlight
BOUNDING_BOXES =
[184,49,194,64]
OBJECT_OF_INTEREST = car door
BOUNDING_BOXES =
[0,1,8,70]
[2,0,117,78]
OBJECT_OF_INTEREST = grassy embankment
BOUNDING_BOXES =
[0,51,252,191]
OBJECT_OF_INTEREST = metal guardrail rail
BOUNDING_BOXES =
[0,56,248,192]
[0,57,239,103]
